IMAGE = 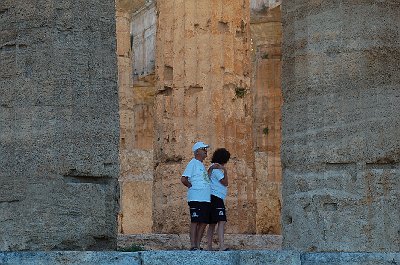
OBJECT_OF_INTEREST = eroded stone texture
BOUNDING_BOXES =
[153,0,255,234]
[281,1,400,251]
[0,0,119,250]
[251,0,281,12]
[117,1,156,234]
[251,4,282,234]
[131,2,156,80]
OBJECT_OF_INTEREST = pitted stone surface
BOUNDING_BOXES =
[281,1,400,252]
[302,252,400,265]
[1,251,398,265]
[251,4,283,235]
[0,0,119,250]
[0,252,140,265]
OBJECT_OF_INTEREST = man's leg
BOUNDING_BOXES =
[207,224,216,250]
[190,222,198,249]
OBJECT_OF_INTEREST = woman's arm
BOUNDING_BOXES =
[208,163,222,176]
[219,167,228,186]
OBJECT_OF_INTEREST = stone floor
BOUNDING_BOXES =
[118,233,282,251]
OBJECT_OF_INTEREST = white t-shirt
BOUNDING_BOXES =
[182,158,211,202]
[209,164,227,200]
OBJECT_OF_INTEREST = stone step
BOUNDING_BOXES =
[118,233,282,251]
[1,251,399,265]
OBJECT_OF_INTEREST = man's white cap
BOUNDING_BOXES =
[192,141,209,152]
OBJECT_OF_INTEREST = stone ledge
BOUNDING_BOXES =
[302,252,400,265]
[1,251,399,265]
[118,233,283,251]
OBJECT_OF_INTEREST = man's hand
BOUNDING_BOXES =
[181,176,192,188]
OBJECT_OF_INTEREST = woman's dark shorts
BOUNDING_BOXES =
[209,195,227,224]
[188,201,211,223]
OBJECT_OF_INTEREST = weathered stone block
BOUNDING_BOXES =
[281,0,400,252]
[302,252,400,265]
[0,0,119,250]
[120,180,153,234]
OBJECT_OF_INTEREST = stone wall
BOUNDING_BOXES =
[117,1,156,234]
[153,0,255,234]
[281,1,400,252]
[251,4,282,234]
[0,0,119,250]
[117,1,285,236]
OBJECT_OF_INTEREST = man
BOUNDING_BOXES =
[181,141,210,250]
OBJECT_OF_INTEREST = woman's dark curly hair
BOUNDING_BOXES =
[211,148,231,164]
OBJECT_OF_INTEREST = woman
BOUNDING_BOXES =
[206,148,231,251]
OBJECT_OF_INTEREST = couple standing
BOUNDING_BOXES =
[181,141,231,251]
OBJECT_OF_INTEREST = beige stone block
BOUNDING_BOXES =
[256,182,282,234]
[120,180,153,234]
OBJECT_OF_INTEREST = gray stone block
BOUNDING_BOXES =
[302,252,400,265]
[281,0,400,252]
[141,250,240,265]
[0,0,119,250]
[239,250,301,265]
[0,252,140,265]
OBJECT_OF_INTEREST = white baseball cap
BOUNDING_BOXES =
[192,141,209,152]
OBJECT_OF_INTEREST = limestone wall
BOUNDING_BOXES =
[153,0,255,234]
[0,0,119,250]
[281,1,400,252]
[251,4,282,234]
[117,2,156,234]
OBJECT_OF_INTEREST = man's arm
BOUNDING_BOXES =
[181,176,192,188]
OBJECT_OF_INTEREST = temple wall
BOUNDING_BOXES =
[281,1,400,251]
[251,4,282,235]
[0,0,119,250]
[117,2,156,234]
[153,0,255,234]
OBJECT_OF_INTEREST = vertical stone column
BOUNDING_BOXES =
[117,1,156,234]
[0,0,119,250]
[153,0,255,233]
[281,1,400,251]
[251,4,282,234]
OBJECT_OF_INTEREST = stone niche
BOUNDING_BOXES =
[0,0,119,250]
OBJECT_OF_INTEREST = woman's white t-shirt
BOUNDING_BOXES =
[209,164,227,200]
[182,158,211,202]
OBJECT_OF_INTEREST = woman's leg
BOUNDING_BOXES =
[207,224,216,250]
[217,221,226,251]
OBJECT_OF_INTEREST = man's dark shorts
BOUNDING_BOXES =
[209,195,227,224]
[188,201,211,223]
